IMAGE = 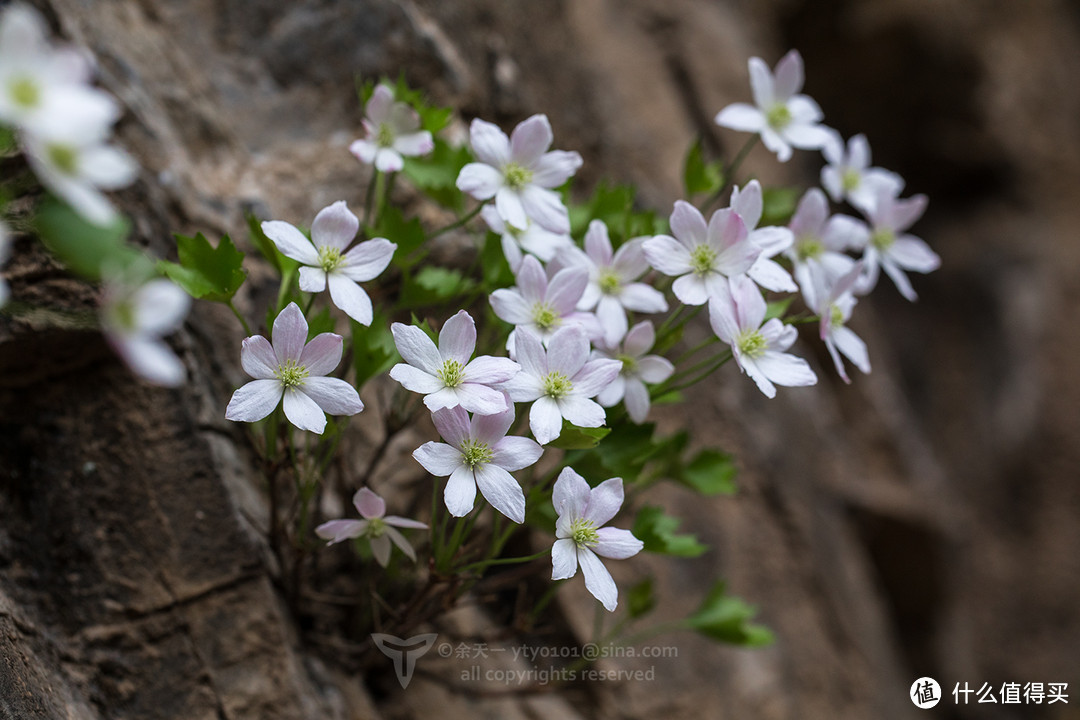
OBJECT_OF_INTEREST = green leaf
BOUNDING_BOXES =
[632,505,707,557]
[371,205,426,268]
[761,187,800,226]
[683,138,723,196]
[306,306,336,340]
[627,577,657,619]
[548,422,611,450]
[480,231,514,290]
[160,232,246,302]
[351,312,398,388]
[764,296,794,322]
[681,449,737,496]
[684,581,774,647]
[35,198,136,279]
[592,422,661,479]
[399,265,475,308]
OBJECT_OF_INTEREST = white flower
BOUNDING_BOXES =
[0,222,9,307]
[456,114,582,234]
[389,310,519,416]
[729,180,797,293]
[262,201,395,325]
[0,4,118,138]
[100,274,191,387]
[560,220,668,347]
[413,405,543,523]
[489,254,600,349]
[850,192,940,301]
[643,201,760,306]
[503,326,621,445]
[551,468,643,612]
[225,302,364,434]
[783,188,861,309]
[315,487,427,567]
[714,50,833,162]
[481,204,572,272]
[820,133,903,214]
[708,275,817,398]
[349,84,434,173]
[812,263,870,384]
[594,321,674,424]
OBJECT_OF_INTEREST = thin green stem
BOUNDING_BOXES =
[227,300,253,336]
[459,547,551,575]
[364,170,380,227]
[428,202,485,240]
[699,135,759,213]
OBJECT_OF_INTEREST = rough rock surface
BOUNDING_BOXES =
[2,0,1079,718]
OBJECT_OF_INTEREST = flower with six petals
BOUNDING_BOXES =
[593,320,674,424]
[349,84,434,173]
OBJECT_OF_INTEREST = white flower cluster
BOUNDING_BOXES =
[0,4,136,226]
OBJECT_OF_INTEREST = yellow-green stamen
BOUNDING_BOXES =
[437,359,465,388]
[795,235,825,261]
[47,144,78,176]
[318,245,343,273]
[275,359,309,388]
[542,371,572,398]
[10,77,39,108]
[597,269,621,295]
[689,244,717,277]
[503,162,533,191]
[870,228,896,252]
[460,439,494,469]
[766,103,792,129]
[736,329,767,359]
[569,518,599,548]
[531,303,560,332]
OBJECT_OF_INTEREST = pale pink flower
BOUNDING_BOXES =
[101,274,190,387]
[820,133,903,214]
[315,487,427,567]
[560,220,668,347]
[594,321,674,424]
[503,326,621,445]
[849,192,940,301]
[389,310,519,416]
[225,302,363,434]
[813,263,870,384]
[729,180,797,293]
[551,468,642,612]
[708,275,817,398]
[490,254,600,349]
[715,50,833,162]
[643,201,759,306]
[262,201,395,325]
[456,114,582,234]
[783,188,860,309]
[481,204,572,272]
[413,405,542,523]
[349,84,434,173]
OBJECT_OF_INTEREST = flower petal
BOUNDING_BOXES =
[889,236,940,273]
[463,355,519,385]
[370,533,392,567]
[389,363,443,394]
[583,477,624,527]
[623,377,650,423]
[578,548,618,611]
[300,333,343,376]
[636,355,674,384]
[551,539,579,580]
[413,441,463,477]
[468,118,511,167]
[509,114,553,165]
[298,266,327,293]
[546,266,589,315]
[557,395,606,429]
[328,275,373,325]
[772,49,804,100]
[282,387,327,433]
[272,303,308,365]
[714,103,765,133]
[531,150,583,188]
[553,467,591,531]
[444,466,477,517]
[546,325,589,377]
[672,273,710,306]
[131,279,189,335]
[491,435,543,472]
[643,235,692,276]
[455,383,509,415]
[438,310,476,364]
[262,221,319,265]
[731,180,763,230]
[670,200,708,249]
[353,487,385,519]
[339,238,395,282]
[391,322,442,374]
[311,201,359,251]
[521,185,571,234]
[748,56,775,108]
[432,405,471,447]
[530,395,564,445]
[593,527,644,560]
[456,162,503,199]
[496,187,529,231]
[755,351,818,388]
[301,376,364,416]
[619,283,668,314]
[572,358,621,397]
[475,463,525,523]
[384,526,417,561]
[225,379,282,422]
[241,335,278,379]
[315,519,367,545]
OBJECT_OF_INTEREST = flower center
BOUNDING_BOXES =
[569,518,599,549]
[766,103,792,130]
[689,244,717,276]
[275,359,310,388]
[542,371,573,399]
[437,358,465,388]
[597,268,621,295]
[829,303,845,328]
[366,517,387,538]
[841,168,861,192]
[735,329,767,359]
[795,235,824,261]
[503,161,533,191]
[616,353,638,375]
[318,245,344,273]
[531,303,560,332]
[10,76,39,109]
[47,143,78,176]
[870,228,896,251]
[375,122,394,148]
[460,438,494,469]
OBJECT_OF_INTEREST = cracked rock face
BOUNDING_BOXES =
[3,1,1080,718]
